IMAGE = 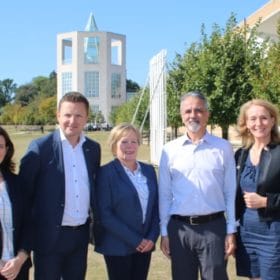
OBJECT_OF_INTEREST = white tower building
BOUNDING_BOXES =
[56,13,126,125]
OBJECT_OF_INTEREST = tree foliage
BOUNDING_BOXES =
[250,20,280,105]
[0,71,57,125]
[111,89,149,130]
[166,14,268,139]
[0,79,17,107]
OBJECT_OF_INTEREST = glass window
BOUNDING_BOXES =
[85,71,99,97]
[84,36,100,64]
[62,72,72,95]
[111,73,121,98]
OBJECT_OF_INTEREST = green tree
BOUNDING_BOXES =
[250,21,280,106]
[126,79,140,92]
[166,53,186,138]
[38,96,57,124]
[113,89,149,130]
[167,14,265,139]
[0,79,17,107]
[15,84,38,106]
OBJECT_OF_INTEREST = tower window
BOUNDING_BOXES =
[85,71,99,97]
[84,36,100,64]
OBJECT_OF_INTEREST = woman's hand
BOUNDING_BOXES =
[136,239,155,253]
[0,251,28,280]
[243,191,267,209]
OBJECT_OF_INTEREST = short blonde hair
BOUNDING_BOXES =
[108,123,141,156]
[237,99,280,148]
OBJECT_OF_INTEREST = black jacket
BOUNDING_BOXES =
[235,143,280,222]
[0,170,32,278]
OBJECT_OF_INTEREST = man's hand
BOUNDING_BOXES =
[160,236,171,259]
[224,233,236,259]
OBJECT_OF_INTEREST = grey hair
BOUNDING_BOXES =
[180,91,208,110]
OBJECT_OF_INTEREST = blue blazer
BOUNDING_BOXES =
[19,130,101,254]
[94,158,159,256]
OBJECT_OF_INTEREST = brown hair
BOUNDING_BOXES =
[108,123,141,156]
[58,91,89,115]
[237,99,280,148]
[0,126,15,173]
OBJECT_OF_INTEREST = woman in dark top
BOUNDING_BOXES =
[0,127,31,280]
[235,99,280,280]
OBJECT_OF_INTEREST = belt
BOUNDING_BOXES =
[171,211,224,225]
[61,222,89,230]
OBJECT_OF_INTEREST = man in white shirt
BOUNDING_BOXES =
[19,92,101,280]
[159,91,236,280]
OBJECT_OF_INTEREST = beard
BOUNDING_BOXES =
[186,120,201,133]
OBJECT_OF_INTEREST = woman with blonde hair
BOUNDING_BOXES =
[235,99,280,280]
[95,123,159,280]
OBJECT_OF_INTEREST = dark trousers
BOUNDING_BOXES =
[34,223,89,280]
[104,252,152,280]
[168,216,228,280]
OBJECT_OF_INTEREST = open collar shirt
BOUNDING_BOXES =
[60,129,90,226]
[122,161,149,223]
[158,131,237,236]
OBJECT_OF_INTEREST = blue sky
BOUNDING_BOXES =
[0,0,268,87]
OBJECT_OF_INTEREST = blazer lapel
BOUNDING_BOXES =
[82,140,95,189]
[112,159,143,210]
[52,130,64,174]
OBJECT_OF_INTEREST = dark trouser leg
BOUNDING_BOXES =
[168,216,228,280]
[34,224,89,280]
[104,252,151,280]
[168,218,199,280]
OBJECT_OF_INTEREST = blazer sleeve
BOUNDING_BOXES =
[144,165,160,243]
[19,140,41,202]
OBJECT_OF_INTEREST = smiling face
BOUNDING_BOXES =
[246,104,275,143]
[57,101,88,146]
[180,96,209,139]
[115,130,139,166]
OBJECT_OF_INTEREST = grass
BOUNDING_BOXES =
[5,127,243,279]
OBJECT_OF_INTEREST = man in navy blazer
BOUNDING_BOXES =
[19,92,101,280]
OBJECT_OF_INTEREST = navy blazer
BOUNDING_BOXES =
[19,130,101,254]
[0,171,32,274]
[94,158,159,256]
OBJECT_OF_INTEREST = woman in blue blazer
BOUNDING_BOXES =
[95,123,159,280]
[0,127,31,280]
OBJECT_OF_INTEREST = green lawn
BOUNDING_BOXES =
[6,127,243,279]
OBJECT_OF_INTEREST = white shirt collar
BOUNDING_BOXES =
[59,128,86,146]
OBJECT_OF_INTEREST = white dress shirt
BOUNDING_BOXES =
[0,181,14,260]
[122,162,149,223]
[60,129,90,226]
[159,131,237,236]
